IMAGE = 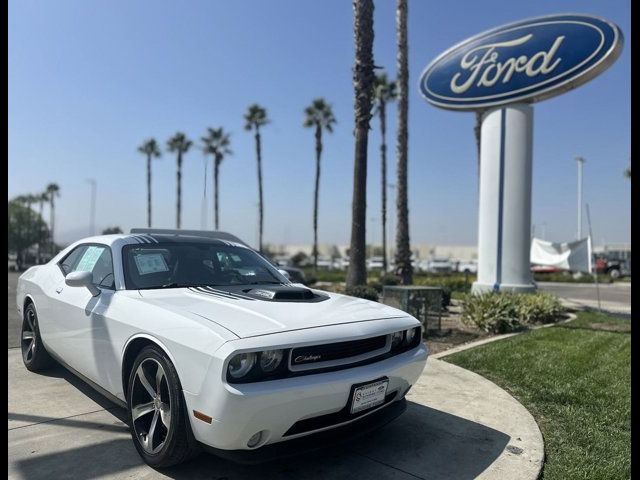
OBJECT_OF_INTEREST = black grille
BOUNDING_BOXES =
[291,335,387,366]
[284,390,399,436]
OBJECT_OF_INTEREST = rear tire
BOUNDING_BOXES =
[609,268,621,279]
[21,303,55,371]
[127,345,200,468]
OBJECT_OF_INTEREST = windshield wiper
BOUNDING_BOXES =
[246,280,283,285]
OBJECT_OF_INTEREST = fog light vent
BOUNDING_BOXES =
[247,431,263,448]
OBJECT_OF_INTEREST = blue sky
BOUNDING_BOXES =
[8,0,630,248]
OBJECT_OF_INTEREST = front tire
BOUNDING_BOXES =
[127,345,200,467]
[21,303,55,371]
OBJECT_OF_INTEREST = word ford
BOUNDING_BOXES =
[450,34,565,94]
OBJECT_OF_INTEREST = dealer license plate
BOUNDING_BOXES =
[350,379,389,414]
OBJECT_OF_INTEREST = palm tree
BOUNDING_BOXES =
[244,104,270,252]
[373,73,397,273]
[346,0,376,287]
[167,133,193,229]
[394,0,413,285]
[37,192,48,262]
[346,0,375,287]
[304,98,336,272]
[201,128,232,230]
[137,139,161,228]
[45,183,60,252]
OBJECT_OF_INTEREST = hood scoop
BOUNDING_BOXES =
[242,285,328,303]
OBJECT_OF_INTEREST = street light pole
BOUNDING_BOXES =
[575,157,586,239]
[86,178,96,236]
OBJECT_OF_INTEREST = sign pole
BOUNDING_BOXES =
[472,104,535,293]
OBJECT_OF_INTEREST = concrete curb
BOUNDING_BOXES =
[415,357,545,480]
[431,312,577,359]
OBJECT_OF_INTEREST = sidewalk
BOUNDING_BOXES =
[8,348,543,480]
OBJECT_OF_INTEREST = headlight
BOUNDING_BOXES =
[405,327,417,345]
[228,352,257,379]
[259,349,284,372]
[391,331,404,348]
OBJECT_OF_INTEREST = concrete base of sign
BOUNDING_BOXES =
[473,104,536,294]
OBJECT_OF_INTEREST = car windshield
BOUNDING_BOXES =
[122,242,288,290]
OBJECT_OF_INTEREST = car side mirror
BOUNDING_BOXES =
[65,271,101,297]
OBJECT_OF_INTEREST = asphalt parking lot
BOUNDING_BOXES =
[7,272,547,479]
[537,281,631,314]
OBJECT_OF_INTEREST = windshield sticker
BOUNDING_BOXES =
[134,253,169,275]
[76,246,105,272]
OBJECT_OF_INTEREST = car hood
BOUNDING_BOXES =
[136,286,408,338]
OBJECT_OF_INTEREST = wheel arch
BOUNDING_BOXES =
[22,294,36,315]
[121,334,181,399]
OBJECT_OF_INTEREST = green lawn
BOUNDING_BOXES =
[445,311,631,479]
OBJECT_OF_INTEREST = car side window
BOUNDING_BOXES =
[59,246,89,276]
[59,244,115,290]
[90,248,115,289]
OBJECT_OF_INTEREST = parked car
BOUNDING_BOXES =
[333,257,350,270]
[316,256,334,270]
[8,253,18,271]
[277,265,308,285]
[456,260,478,274]
[595,256,631,279]
[367,256,385,270]
[16,229,427,467]
[419,257,454,273]
[272,255,291,267]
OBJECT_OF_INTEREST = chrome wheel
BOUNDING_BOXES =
[21,308,37,364]
[131,358,172,454]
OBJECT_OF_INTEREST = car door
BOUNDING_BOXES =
[51,243,119,386]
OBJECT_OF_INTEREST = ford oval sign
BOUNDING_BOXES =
[420,14,623,110]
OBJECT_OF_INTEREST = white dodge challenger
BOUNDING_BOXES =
[16,229,428,467]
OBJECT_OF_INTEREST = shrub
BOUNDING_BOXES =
[368,273,399,293]
[514,292,564,324]
[461,291,565,333]
[344,286,380,302]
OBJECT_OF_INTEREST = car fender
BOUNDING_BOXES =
[121,332,219,398]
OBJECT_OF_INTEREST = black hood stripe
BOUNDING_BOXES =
[204,286,256,300]
[189,287,256,301]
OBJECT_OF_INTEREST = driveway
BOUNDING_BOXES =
[8,348,543,480]
[537,281,631,314]
[8,271,544,479]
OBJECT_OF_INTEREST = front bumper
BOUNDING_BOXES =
[183,342,428,452]
[203,397,408,464]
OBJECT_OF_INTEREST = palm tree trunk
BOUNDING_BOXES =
[313,125,322,272]
[49,199,55,254]
[380,101,387,273]
[147,154,152,227]
[255,130,264,252]
[347,0,375,287]
[395,0,412,285]
[176,153,182,229]
[474,110,482,188]
[38,201,44,263]
[214,154,221,230]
